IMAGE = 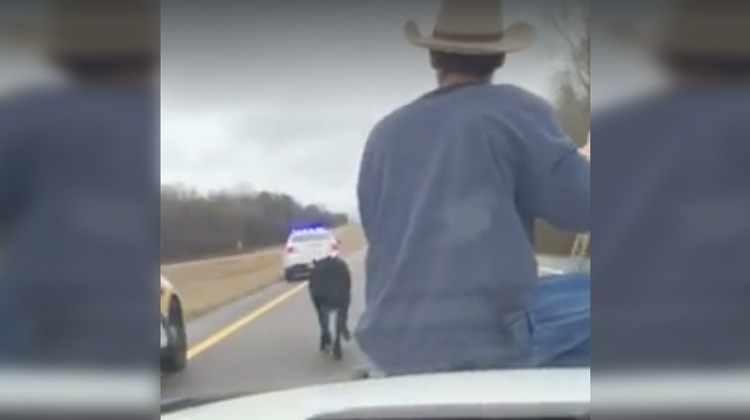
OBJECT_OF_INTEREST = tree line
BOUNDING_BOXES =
[160,184,348,263]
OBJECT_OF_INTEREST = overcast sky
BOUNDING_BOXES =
[159,0,585,213]
[0,0,597,214]
[591,1,670,110]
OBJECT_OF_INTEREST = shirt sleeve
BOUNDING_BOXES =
[505,97,590,232]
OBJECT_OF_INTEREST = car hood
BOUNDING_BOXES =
[162,368,590,420]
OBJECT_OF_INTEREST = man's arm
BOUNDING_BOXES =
[529,143,590,232]
[504,99,590,232]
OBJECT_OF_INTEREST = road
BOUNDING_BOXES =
[160,251,584,402]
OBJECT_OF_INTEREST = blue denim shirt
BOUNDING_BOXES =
[355,83,590,375]
[593,84,750,368]
[0,85,158,367]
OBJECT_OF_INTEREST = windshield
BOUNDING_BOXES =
[158,0,591,413]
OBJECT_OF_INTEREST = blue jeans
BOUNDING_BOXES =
[528,272,590,367]
[356,272,591,376]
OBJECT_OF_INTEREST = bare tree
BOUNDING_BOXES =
[534,0,591,256]
[547,0,590,98]
[547,0,590,145]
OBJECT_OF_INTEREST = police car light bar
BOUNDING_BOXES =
[291,228,328,235]
[289,221,327,234]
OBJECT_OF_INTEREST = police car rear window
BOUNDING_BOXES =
[291,233,331,243]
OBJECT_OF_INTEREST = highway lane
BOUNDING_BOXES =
[161,252,584,402]
[160,250,370,401]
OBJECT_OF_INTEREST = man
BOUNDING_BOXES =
[594,1,750,368]
[308,255,352,359]
[0,0,158,367]
[355,0,590,376]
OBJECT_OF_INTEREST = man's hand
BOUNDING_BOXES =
[579,133,590,161]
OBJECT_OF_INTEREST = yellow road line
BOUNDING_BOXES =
[182,248,365,362]
[186,283,308,360]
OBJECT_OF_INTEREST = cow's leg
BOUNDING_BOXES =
[313,298,331,352]
[320,320,332,352]
[332,309,343,360]
[339,304,351,341]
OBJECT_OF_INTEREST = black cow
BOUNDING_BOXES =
[308,255,352,359]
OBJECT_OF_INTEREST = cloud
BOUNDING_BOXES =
[160,105,370,212]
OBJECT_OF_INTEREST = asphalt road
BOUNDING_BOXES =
[160,251,584,402]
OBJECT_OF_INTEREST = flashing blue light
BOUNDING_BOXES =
[292,227,328,235]
[289,221,327,234]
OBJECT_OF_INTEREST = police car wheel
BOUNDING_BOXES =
[161,298,188,373]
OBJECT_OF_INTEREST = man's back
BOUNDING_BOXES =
[0,86,157,366]
[356,83,589,375]
[594,85,750,368]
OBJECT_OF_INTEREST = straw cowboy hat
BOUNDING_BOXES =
[404,0,536,55]
[619,0,750,56]
[4,0,157,55]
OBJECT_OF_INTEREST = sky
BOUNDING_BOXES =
[0,0,589,215]
[159,0,581,214]
[590,1,670,110]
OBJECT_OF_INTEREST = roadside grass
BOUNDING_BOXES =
[161,224,366,321]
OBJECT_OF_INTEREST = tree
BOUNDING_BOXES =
[550,0,590,146]
[534,0,590,256]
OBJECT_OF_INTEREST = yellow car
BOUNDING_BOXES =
[161,275,187,373]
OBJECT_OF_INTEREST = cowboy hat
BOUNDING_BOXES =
[404,0,536,55]
[617,0,750,56]
[4,0,157,55]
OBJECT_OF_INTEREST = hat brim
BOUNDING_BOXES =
[404,20,535,55]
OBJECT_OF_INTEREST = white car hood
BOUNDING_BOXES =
[162,369,590,420]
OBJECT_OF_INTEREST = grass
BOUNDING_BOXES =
[161,224,366,321]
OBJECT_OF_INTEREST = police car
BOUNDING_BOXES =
[282,225,340,282]
[161,275,188,373]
